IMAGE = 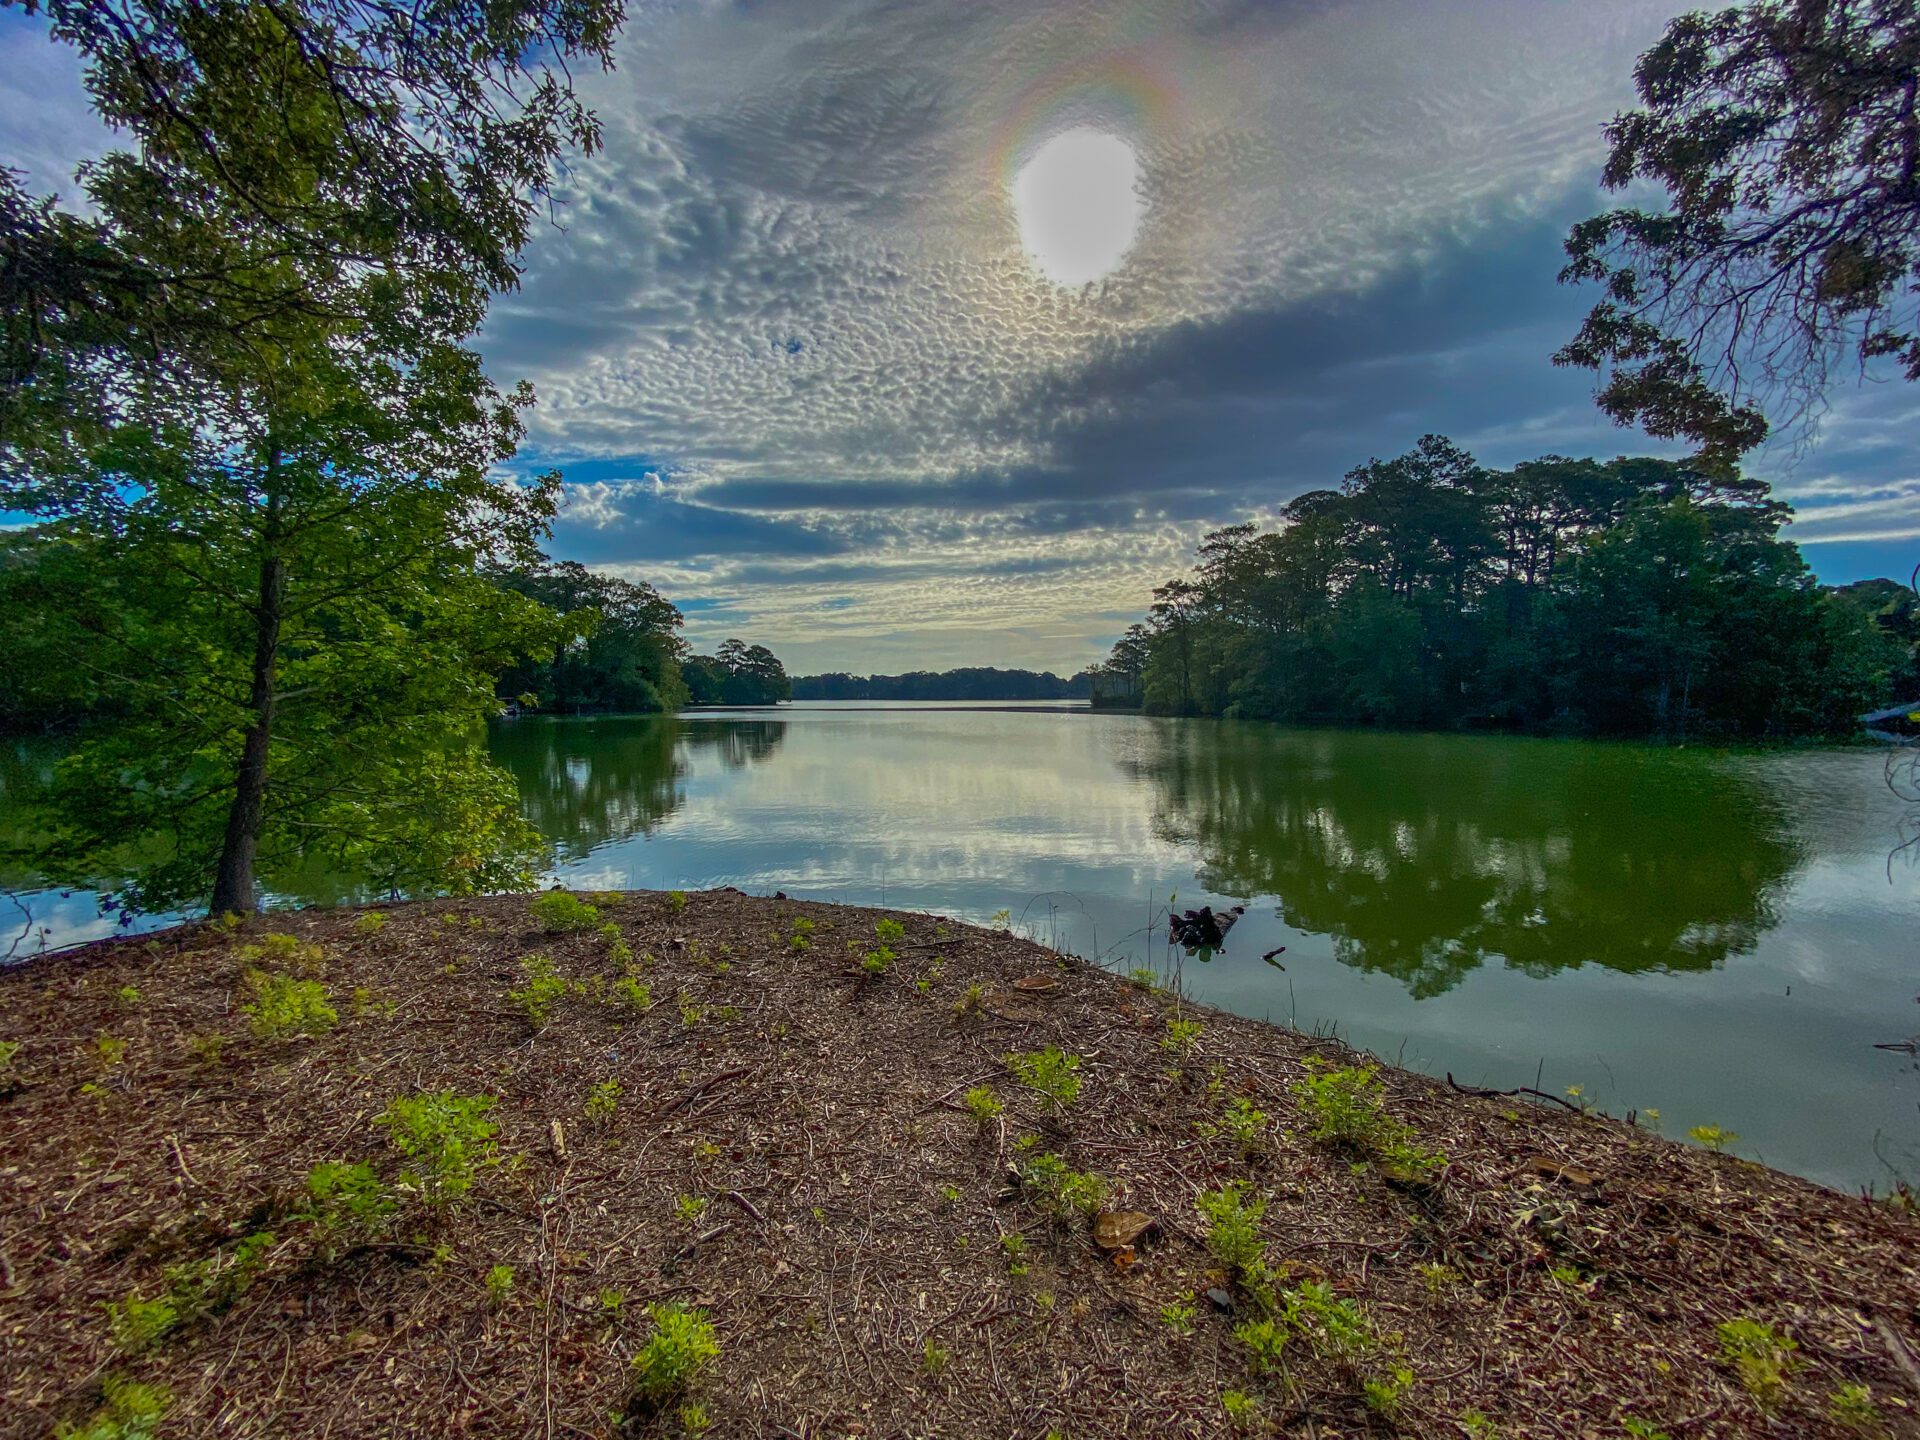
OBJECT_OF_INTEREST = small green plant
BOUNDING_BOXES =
[55,1375,169,1440]
[677,991,705,1027]
[304,1160,395,1251]
[1637,1107,1662,1131]
[599,1288,626,1323]
[510,954,569,1028]
[585,1079,623,1125]
[1690,1124,1739,1153]
[237,932,326,975]
[1016,1151,1109,1220]
[920,1336,950,1375]
[787,916,815,952]
[93,1035,126,1070]
[1221,1389,1257,1424]
[1128,967,1160,991]
[1292,1060,1442,1176]
[1364,1365,1415,1418]
[1162,1017,1203,1057]
[1828,1383,1882,1431]
[1417,1261,1460,1296]
[1461,1410,1499,1440]
[116,985,141,1007]
[1280,1280,1377,1361]
[1717,1317,1798,1408]
[484,1264,515,1304]
[1621,1421,1672,1440]
[861,946,896,976]
[354,911,388,935]
[105,1291,178,1352]
[1220,1096,1269,1155]
[666,890,689,913]
[613,975,652,1011]
[1195,1182,1268,1283]
[374,1091,498,1207]
[350,985,397,1020]
[990,908,1011,929]
[609,935,636,967]
[1233,1315,1289,1375]
[934,923,953,940]
[1160,1294,1197,1335]
[875,918,906,944]
[242,973,337,1040]
[630,1302,720,1406]
[530,890,601,934]
[938,1183,963,1204]
[999,1231,1029,1277]
[676,1193,710,1224]
[1005,1046,1082,1108]
[953,981,986,1018]
[677,1401,712,1436]
[0,1038,18,1073]
[963,1086,1003,1126]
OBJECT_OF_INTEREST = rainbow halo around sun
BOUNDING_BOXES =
[1011,127,1143,286]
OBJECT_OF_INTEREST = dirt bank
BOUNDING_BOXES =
[2,889,1916,1438]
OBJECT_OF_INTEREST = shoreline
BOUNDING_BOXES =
[4,890,1918,1438]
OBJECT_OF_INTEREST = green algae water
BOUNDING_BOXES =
[8,703,1918,1191]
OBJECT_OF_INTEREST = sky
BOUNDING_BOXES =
[6,0,1920,675]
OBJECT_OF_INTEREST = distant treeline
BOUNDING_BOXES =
[1091,437,1919,740]
[792,667,1096,701]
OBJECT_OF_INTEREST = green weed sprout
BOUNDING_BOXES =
[375,1091,498,1207]
[1195,1181,1268,1281]
[1717,1317,1798,1408]
[530,890,600,934]
[104,1292,177,1352]
[630,1302,720,1406]
[862,946,896,977]
[666,890,689,912]
[874,918,906,944]
[1690,1124,1739,1153]
[55,1375,169,1440]
[1160,1295,1197,1335]
[1162,1017,1203,1057]
[242,972,336,1040]
[354,911,388,935]
[1005,1046,1082,1108]
[1016,1151,1109,1220]
[613,975,651,1012]
[510,954,569,1028]
[484,1264,515,1304]
[963,1086,1003,1126]
[1292,1060,1442,1176]
[585,1079,623,1124]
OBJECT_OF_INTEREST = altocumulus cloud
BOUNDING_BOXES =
[8,1,1916,672]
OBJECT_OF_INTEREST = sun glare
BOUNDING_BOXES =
[1011,127,1143,286]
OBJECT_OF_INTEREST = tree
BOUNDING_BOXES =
[1,0,621,913]
[497,561,689,714]
[1558,1,1920,464]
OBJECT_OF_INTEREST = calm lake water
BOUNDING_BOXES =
[8,703,1919,1191]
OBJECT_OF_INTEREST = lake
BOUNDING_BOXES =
[7,703,1919,1191]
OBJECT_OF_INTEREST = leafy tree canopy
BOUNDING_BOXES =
[1559,0,1920,465]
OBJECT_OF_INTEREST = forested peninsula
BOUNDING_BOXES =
[1091,439,1920,740]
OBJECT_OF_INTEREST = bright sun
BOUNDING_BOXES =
[1011,127,1143,286]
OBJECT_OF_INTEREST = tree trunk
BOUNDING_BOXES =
[210,551,288,915]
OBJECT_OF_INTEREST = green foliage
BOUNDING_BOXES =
[530,891,600,934]
[374,1091,498,1207]
[1717,1317,1798,1408]
[676,1194,709,1224]
[1195,1182,1268,1288]
[861,946,896,976]
[874,918,906,944]
[1278,1280,1377,1362]
[1828,1384,1882,1431]
[242,972,337,1040]
[304,1160,396,1248]
[630,1303,720,1405]
[677,1401,712,1436]
[1220,1389,1257,1424]
[1232,1315,1288,1375]
[999,1231,1029,1277]
[1689,1124,1739,1153]
[1016,1152,1109,1220]
[964,1086,1003,1126]
[0,1039,18,1073]
[54,1375,169,1440]
[1363,1365,1415,1419]
[1111,442,1901,740]
[1292,1061,1442,1176]
[237,933,325,975]
[354,911,388,935]
[667,890,689,912]
[953,981,986,1018]
[1220,1096,1269,1155]
[116,985,142,1007]
[613,975,652,1012]
[510,954,568,1028]
[585,1080,623,1125]
[1159,1295,1198,1336]
[104,1292,177,1352]
[1621,1421,1672,1440]
[484,1264,515,1304]
[683,639,791,706]
[1162,1017,1203,1057]
[920,1337,950,1375]
[1005,1047,1083,1108]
